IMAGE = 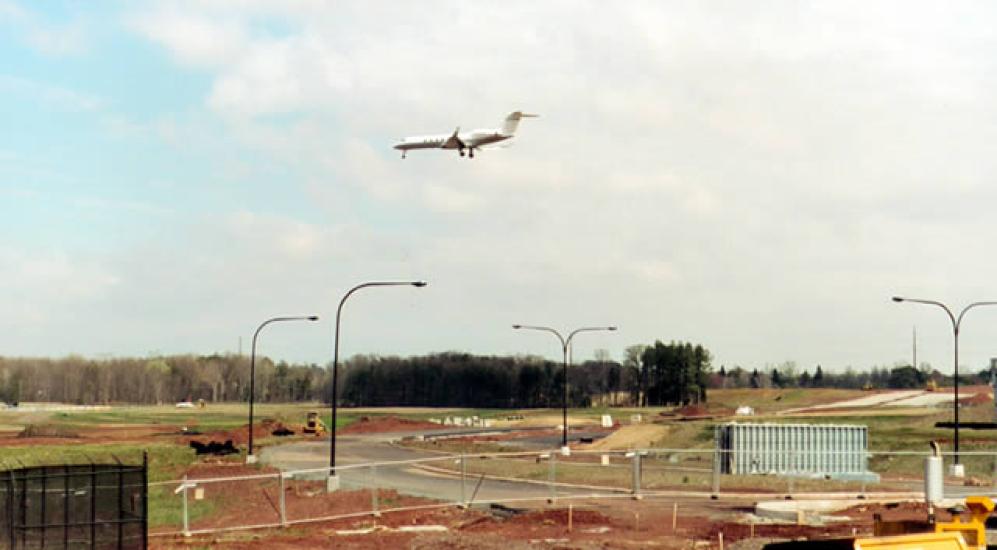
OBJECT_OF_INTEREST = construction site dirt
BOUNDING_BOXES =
[150,493,944,549]
[151,459,942,550]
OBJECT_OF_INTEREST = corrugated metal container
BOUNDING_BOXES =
[715,422,876,481]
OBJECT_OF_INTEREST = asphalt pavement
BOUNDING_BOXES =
[259,428,622,505]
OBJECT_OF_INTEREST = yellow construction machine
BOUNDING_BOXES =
[765,496,994,550]
[302,411,327,436]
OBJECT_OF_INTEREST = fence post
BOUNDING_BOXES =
[8,470,16,550]
[548,452,557,504]
[278,472,287,527]
[40,466,46,549]
[181,475,191,538]
[459,454,467,508]
[859,450,867,499]
[711,449,721,499]
[992,454,997,488]
[631,451,642,499]
[90,463,97,549]
[370,464,380,517]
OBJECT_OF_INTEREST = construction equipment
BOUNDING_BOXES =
[765,496,994,550]
[302,411,327,435]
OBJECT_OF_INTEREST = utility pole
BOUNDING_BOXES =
[913,326,917,369]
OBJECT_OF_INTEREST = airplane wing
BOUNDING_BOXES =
[441,127,466,150]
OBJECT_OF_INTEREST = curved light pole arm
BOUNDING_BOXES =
[248,315,319,459]
[512,325,567,351]
[565,326,619,348]
[957,301,997,329]
[893,297,956,330]
[892,296,997,465]
[512,324,617,448]
[330,281,426,477]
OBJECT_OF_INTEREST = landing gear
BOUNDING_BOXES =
[459,148,465,157]
[468,148,475,159]
[401,151,407,159]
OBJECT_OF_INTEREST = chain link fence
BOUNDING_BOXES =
[145,447,997,539]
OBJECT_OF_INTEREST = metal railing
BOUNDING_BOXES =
[147,448,997,538]
[1,459,148,549]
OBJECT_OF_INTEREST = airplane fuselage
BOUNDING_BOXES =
[393,111,537,159]
[393,130,509,155]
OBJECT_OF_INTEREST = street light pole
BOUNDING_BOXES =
[328,281,427,490]
[892,296,997,467]
[512,324,617,451]
[247,315,319,463]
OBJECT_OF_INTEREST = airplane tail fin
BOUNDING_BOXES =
[501,111,538,136]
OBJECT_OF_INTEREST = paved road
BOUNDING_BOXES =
[260,428,622,505]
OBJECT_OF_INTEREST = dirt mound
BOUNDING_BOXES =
[583,424,669,450]
[18,424,79,439]
[339,416,441,434]
[674,404,733,418]
[181,419,299,448]
[959,392,992,406]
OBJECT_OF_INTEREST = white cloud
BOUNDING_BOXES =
[130,9,247,67]
[0,248,119,325]
[1,2,90,56]
[0,75,101,111]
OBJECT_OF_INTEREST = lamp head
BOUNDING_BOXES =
[892,296,904,303]
[412,281,428,288]
[307,316,319,321]
[512,324,522,329]
[608,326,618,331]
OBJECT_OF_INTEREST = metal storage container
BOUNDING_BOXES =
[714,422,878,482]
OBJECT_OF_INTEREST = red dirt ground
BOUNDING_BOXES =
[152,460,949,550]
[339,416,442,434]
[959,392,992,406]
[0,424,178,447]
[181,419,297,447]
[152,494,949,550]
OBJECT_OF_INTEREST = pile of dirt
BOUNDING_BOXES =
[675,404,733,418]
[959,392,992,406]
[582,424,669,450]
[183,420,295,447]
[18,424,79,439]
[339,416,441,434]
[190,440,239,456]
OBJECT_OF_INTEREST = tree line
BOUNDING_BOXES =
[339,341,713,408]
[0,355,329,406]
[713,362,993,390]
[4,346,985,407]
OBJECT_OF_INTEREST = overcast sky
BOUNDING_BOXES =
[3,1,997,373]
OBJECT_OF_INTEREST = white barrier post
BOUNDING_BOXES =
[711,449,721,499]
[371,464,380,517]
[278,472,288,527]
[460,454,467,508]
[181,475,190,537]
[549,452,557,504]
[630,451,642,499]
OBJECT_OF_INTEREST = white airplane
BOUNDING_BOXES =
[393,111,538,159]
